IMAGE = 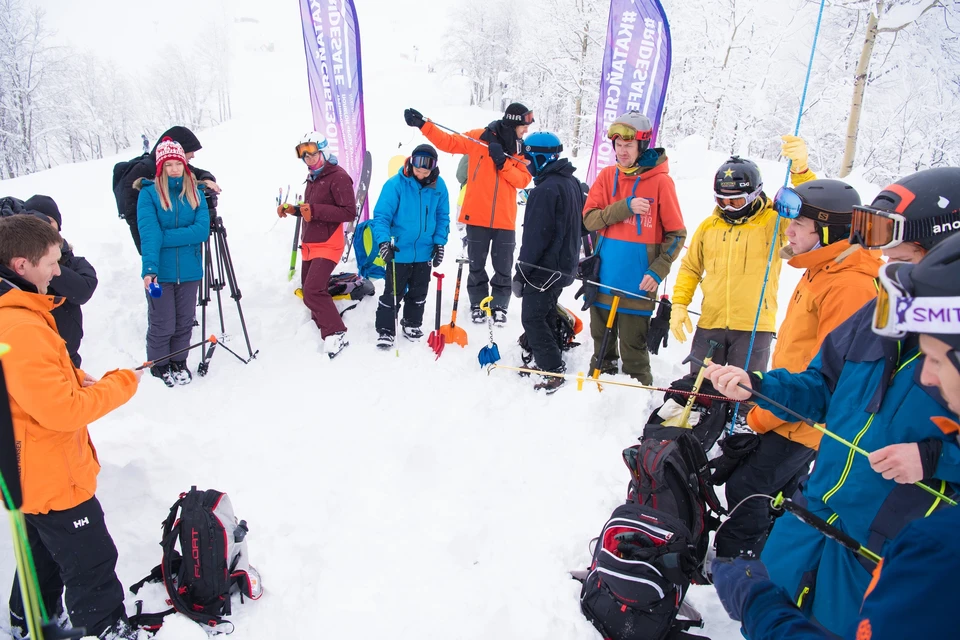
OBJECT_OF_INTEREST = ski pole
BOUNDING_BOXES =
[136,336,216,370]
[391,238,399,358]
[772,495,882,565]
[427,121,529,165]
[515,260,703,317]
[486,363,734,402]
[688,354,958,507]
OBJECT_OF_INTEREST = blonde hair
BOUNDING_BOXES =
[155,163,200,211]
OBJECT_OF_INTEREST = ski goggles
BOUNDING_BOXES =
[850,205,906,250]
[409,154,437,170]
[715,186,762,213]
[873,262,960,338]
[505,110,536,125]
[774,187,804,219]
[607,123,653,142]
[296,141,327,159]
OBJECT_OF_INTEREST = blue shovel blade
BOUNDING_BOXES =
[478,343,501,367]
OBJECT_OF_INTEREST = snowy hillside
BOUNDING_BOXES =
[0,2,884,639]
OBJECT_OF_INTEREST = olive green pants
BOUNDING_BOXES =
[589,306,652,385]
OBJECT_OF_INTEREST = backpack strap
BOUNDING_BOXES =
[129,564,163,595]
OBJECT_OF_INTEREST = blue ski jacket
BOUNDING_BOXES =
[735,495,960,640]
[138,177,210,283]
[371,167,450,264]
[754,300,959,636]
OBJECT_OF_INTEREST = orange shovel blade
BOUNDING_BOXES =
[439,324,468,347]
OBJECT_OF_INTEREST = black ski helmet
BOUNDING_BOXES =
[714,156,763,220]
[863,167,960,251]
[884,232,960,357]
[794,179,860,246]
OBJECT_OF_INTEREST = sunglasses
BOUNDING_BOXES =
[607,123,653,142]
[410,154,437,170]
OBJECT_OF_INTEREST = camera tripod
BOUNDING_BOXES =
[196,214,259,376]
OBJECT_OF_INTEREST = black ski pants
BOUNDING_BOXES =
[465,225,515,311]
[714,432,817,559]
[9,496,125,637]
[520,285,563,372]
[376,261,431,335]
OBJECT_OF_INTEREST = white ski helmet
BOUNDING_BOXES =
[295,132,328,159]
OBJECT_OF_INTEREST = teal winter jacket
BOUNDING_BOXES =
[137,177,210,283]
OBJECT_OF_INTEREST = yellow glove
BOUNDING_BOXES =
[781,135,809,174]
[670,303,693,344]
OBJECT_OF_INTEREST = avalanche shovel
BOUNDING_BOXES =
[439,258,469,347]
[427,272,445,359]
[590,295,621,391]
[477,296,501,367]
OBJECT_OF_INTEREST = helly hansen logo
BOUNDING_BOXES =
[73,517,90,529]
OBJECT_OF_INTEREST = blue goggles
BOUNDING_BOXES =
[774,186,804,219]
[410,154,437,170]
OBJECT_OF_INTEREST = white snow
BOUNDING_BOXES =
[0,2,884,639]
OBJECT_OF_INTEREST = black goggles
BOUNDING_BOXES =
[410,154,437,170]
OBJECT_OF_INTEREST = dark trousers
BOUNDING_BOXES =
[520,285,563,372]
[127,218,142,256]
[589,307,652,384]
[9,497,125,637]
[465,225,515,310]
[376,261,431,335]
[302,257,347,339]
[714,432,817,558]
[689,327,774,374]
[145,280,200,363]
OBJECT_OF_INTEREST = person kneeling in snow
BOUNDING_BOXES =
[0,214,142,639]
[370,144,450,349]
[512,132,583,394]
[278,132,357,359]
[712,230,960,640]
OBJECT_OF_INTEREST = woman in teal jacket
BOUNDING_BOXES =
[136,137,210,386]
[370,144,449,346]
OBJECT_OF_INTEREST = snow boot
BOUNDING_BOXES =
[376,332,395,350]
[151,363,176,387]
[169,360,193,385]
[401,321,423,342]
[492,308,507,326]
[11,602,70,639]
[97,616,138,640]
[534,371,565,395]
[324,331,349,359]
[470,306,485,324]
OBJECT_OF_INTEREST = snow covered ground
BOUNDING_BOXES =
[0,2,885,638]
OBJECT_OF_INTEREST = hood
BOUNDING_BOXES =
[0,265,63,314]
[787,239,885,278]
[534,158,576,184]
[481,121,520,155]
[152,126,202,155]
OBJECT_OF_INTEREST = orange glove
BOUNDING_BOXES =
[277,204,296,218]
[300,203,312,222]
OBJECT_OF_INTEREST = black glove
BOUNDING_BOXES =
[487,142,507,171]
[574,282,599,311]
[404,108,425,129]
[378,242,395,263]
[709,433,761,486]
[511,278,524,299]
[646,297,672,355]
[431,244,444,268]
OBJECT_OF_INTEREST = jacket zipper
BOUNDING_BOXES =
[413,188,424,262]
[490,173,500,228]
[175,196,181,284]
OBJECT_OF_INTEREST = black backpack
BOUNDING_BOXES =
[518,305,582,367]
[0,196,26,218]
[647,373,734,453]
[112,153,148,219]
[129,487,261,633]
[579,426,723,640]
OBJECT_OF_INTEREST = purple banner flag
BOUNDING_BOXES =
[586,0,671,184]
[299,0,368,219]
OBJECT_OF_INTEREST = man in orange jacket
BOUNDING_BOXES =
[712,174,884,559]
[0,215,142,639]
[404,104,532,325]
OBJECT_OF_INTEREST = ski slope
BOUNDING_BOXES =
[0,2,884,638]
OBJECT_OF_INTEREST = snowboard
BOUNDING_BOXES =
[342,150,374,263]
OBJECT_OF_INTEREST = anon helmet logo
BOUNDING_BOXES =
[938,196,950,209]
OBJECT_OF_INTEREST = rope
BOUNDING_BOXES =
[487,364,740,403]
[730,0,827,436]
